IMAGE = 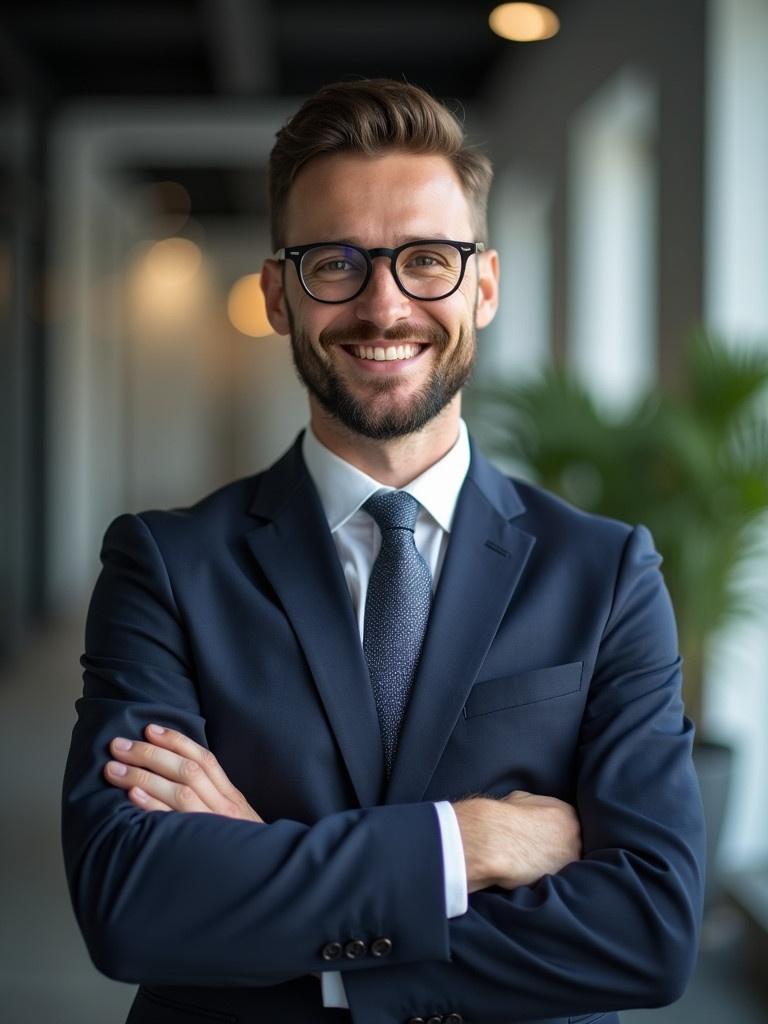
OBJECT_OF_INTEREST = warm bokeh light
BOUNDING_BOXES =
[142,236,202,284]
[227,272,274,338]
[489,3,560,42]
[128,237,206,331]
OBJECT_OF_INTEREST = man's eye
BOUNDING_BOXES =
[402,250,451,272]
[314,259,356,275]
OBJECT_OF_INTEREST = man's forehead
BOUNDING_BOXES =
[284,151,473,241]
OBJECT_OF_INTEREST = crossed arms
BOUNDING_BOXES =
[62,511,706,1022]
[103,725,582,894]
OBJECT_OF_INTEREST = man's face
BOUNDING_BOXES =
[262,151,498,440]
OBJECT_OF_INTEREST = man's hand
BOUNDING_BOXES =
[104,724,263,822]
[453,791,582,894]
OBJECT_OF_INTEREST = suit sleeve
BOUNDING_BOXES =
[343,524,706,1023]
[61,513,450,987]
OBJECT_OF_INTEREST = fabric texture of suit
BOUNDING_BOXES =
[62,434,706,1024]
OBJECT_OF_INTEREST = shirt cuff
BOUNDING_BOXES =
[433,800,468,918]
[321,970,349,1008]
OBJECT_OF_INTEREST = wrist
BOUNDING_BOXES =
[452,797,502,893]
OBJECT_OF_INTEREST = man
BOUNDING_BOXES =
[62,80,705,1024]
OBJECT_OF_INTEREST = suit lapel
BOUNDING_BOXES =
[386,446,535,804]
[244,439,384,809]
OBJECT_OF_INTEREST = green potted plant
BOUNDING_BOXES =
[470,332,768,902]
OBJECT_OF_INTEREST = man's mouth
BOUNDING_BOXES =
[341,343,428,362]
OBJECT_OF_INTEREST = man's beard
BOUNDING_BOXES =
[286,306,476,441]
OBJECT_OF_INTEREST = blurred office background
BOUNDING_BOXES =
[1,1,767,1021]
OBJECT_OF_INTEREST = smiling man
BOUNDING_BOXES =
[271,150,489,461]
[62,81,705,1024]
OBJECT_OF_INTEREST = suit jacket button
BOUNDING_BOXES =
[371,937,393,957]
[426,1017,443,1024]
[444,1015,464,1024]
[320,941,343,961]
[406,1019,426,1024]
[344,938,367,959]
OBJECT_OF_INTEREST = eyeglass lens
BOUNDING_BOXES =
[300,243,463,301]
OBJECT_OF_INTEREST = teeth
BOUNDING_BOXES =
[352,344,422,361]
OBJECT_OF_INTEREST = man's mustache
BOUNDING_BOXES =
[319,322,449,348]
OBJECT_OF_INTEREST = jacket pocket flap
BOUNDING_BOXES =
[465,661,584,718]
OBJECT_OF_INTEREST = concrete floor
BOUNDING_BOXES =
[1,615,766,1024]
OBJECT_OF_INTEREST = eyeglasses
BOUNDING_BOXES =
[274,239,486,304]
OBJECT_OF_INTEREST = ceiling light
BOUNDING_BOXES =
[489,3,560,42]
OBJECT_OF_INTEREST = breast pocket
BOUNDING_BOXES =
[464,661,584,719]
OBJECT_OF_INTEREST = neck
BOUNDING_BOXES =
[309,397,462,487]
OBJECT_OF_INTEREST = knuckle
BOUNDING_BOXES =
[180,758,201,780]
[200,747,218,770]
[177,785,197,806]
[142,742,161,764]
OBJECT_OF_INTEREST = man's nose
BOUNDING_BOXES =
[352,257,411,327]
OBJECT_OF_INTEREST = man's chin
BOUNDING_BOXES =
[315,384,456,440]
[290,322,474,440]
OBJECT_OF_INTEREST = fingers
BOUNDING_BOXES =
[129,786,173,813]
[103,726,263,822]
[142,725,245,803]
[141,725,263,822]
[104,748,215,813]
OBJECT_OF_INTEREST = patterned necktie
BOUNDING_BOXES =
[362,491,433,778]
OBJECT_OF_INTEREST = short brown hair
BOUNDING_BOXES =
[268,79,493,249]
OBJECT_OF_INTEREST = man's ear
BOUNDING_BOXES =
[260,259,291,336]
[474,248,500,330]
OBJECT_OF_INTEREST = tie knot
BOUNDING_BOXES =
[363,490,420,533]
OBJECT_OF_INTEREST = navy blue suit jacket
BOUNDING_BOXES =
[62,435,705,1024]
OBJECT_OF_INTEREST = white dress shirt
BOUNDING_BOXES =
[301,421,471,1009]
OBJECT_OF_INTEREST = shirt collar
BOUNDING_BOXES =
[302,419,471,535]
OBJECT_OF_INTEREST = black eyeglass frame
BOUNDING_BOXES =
[273,239,486,304]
